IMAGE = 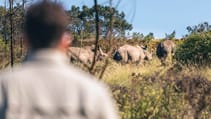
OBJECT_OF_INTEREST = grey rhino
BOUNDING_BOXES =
[68,47,93,65]
[156,40,176,64]
[113,44,152,64]
[68,46,107,65]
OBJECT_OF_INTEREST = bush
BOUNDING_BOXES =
[175,32,211,67]
[110,73,211,119]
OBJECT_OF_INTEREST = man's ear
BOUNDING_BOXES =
[59,32,72,50]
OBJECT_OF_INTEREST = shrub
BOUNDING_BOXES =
[110,73,211,119]
[175,32,211,67]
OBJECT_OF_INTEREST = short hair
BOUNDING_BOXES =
[24,0,68,50]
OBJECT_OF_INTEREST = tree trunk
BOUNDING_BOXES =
[9,0,14,67]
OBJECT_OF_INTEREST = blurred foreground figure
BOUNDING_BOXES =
[0,1,119,119]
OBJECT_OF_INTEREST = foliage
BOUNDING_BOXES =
[1,3,211,118]
[0,3,24,43]
[102,60,211,119]
[111,80,186,119]
[66,5,132,40]
[165,30,176,39]
[143,32,154,43]
[132,32,144,41]
[110,74,211,119]
[175,32,211,67]
[0,38,10,68]
[186,22,211,35]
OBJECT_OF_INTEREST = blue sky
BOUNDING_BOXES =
[1,0,211,38]
[63,0,211,38]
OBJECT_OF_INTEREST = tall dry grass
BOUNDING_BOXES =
[98,58,211,119]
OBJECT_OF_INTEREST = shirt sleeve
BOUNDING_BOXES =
[0,76,7,119]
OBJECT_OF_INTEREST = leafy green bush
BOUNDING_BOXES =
[175,32,211,67]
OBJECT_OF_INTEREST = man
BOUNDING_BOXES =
[0,1,119,119]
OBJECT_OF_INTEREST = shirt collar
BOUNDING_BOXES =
[23,49,69,65]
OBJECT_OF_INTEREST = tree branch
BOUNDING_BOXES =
[89,0,100,74]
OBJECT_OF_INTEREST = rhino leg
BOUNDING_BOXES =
[121,51,128,64]
[163,53,173,66]
[133,56,142,66]
[166,52,174,65]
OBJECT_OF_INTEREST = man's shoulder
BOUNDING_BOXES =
[0,64,109,95]
[0,66,29,83]
[1,63,34,75]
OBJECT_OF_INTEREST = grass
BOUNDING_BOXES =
[102,58,175,85]
[98,58,211,119]
[1,47,211,119]
[102,57,211,84]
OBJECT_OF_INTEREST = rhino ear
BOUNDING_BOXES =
[145,45,148,49]
[140,45,147,50]
[140,45,145,49]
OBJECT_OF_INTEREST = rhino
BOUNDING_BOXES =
[156,40,176,64]
[68,45,107,65]
[113,44,152,64]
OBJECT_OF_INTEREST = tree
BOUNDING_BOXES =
[186,22,211,34]
[0,6,8,43]
[66,5,132,39]
[165,30,176,39]
[144,32,154,41]
[132,32,144,40]
[0,0,28,67]
[67,5,83,39]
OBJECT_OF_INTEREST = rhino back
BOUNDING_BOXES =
[69,47,91,64]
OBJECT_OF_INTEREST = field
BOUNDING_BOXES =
[0,38,211,119]
[0,1,211,118]
[67,36,210,119]
[100,58,211,119]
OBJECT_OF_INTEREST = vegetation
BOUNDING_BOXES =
[0,1,211,119]
[102,59,211,119]
[72,33,211,118]
[186,22,211,35]
[67,5,132,40]
[71,31,211,118]
[175,32,211,67]
[165,30,176,39]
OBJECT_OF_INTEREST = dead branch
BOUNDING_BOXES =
[89,0,100,74]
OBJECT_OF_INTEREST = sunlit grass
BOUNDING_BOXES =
[102,58,170,85]
[102,57,211,85]
[101,58,211,119]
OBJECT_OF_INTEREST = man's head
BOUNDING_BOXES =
[23,0,70,51]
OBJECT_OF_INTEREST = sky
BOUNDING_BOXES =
[1,0,211,38]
